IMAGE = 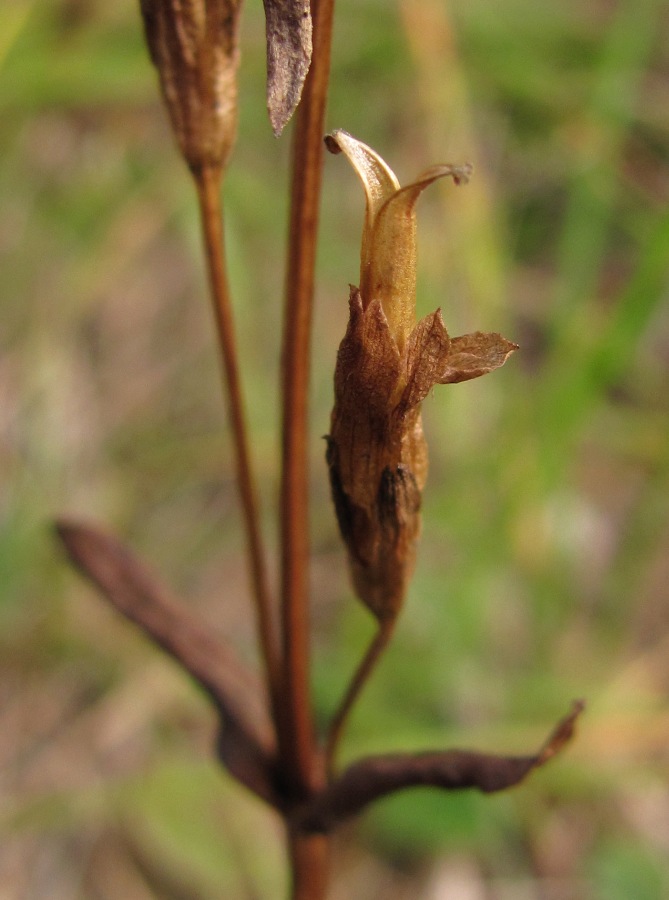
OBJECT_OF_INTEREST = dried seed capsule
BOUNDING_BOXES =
[140,0,242,174]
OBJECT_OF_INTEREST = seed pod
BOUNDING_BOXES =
[140,0,242,175]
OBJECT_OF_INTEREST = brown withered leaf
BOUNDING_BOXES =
[55,519,280,807]
[300,701,585,831]
[263,0,313,136]
[439,331,519,385]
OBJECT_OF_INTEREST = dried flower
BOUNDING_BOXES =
[140,0,243,175]
[325,131,517,621]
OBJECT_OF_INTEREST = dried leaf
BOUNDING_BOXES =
[263,0,313,136]
[55,519,279,806]
[302,701,585,831]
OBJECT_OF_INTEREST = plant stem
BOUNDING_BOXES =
[194,164,283,737]
[325,619,395,775]
[288,829,330,900]
[279,0,336,797]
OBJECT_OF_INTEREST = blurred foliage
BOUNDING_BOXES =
[2,0,669,896]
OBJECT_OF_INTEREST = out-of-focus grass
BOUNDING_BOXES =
[2,0,668,896]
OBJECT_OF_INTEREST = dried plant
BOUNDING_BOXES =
[56,1,582,897]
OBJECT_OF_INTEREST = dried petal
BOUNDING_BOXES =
[326,131,471,350]
[140,0,242,174]
[263,0,313,136]
[324,131,400,214]
[369,164,472,350]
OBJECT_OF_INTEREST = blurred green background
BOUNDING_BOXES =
[2,0,669,896]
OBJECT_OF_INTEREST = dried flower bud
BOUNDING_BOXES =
[140,0,242,174]
[326,131,518,621]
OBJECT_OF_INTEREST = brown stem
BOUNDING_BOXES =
[279,0,336,797]
[325,618,395,775]
[288,829,330,900]
[194,164,283,739]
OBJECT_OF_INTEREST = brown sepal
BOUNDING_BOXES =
[328,289,423,620]
[55,519,280,807]
[263,0,313,136]
[300,701,585,832]
[439,330,519,384]
[399,308,452,412]
[331,288,403,507]
[327,290,518,621]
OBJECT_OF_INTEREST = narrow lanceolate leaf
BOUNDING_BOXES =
[263,0,313,136]
[55,519,280,807]
[301,701,585,831]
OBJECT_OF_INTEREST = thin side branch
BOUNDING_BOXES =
[325,619,395,774]
[194,165,284,744]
